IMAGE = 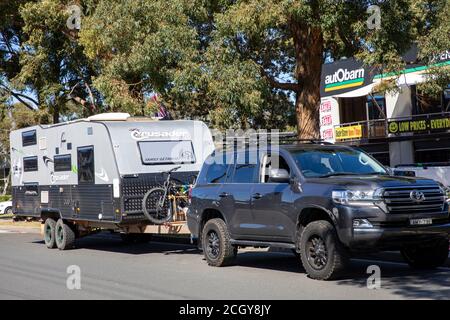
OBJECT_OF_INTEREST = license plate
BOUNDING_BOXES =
[409,218,433,226]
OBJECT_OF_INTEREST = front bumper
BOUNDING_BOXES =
[335,204,450,250]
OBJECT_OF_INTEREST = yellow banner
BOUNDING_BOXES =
[335,125,363,140]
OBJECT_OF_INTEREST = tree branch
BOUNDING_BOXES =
[6,92,36,110]
[259,67,300,92]
[0,83,37,110]
[84,82,95,111]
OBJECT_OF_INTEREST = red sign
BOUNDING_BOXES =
[320,101,332,113]
[321,114,333,126]
[322,128,334,140]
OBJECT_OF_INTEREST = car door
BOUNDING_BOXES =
[209,153,258,239]
[200,161,235,226]
[250,152,296,241]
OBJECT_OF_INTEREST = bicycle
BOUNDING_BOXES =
[141,166,193,224]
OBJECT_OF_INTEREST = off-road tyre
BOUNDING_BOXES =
[299,220,349,280]
[202,218,237,267]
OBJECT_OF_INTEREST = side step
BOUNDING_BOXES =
[230,239,295,249]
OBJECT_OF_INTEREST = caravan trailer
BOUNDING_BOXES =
[10,113,215,249]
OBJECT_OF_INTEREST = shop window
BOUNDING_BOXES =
[415,149,450,163]
[412,85,445,115]
[444,86,450,112]
[367,95,386,120]
[415,139,450,164]
[339,97,367,123]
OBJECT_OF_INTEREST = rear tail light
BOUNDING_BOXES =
[188,186,193,204]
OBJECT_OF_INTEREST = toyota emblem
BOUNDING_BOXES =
[410,190,425,202]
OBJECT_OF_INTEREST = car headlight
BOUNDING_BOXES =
[437,183,449,202]
[332,190,382,206]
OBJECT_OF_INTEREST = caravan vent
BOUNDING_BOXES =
[87,113,131,121]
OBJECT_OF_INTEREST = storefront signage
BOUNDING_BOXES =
[335,125,363,140]
[321,114,333,126]
[320,58,376,98]
[324,68,365,93]
[319,100,335,141]
[388,117,450,134]
[321,128,334,140]
[320,100,332,113]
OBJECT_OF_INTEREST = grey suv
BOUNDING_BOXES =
[187,143,450,280]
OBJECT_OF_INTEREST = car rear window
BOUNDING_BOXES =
[205,163,229,183]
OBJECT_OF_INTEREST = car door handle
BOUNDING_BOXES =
[219,192,229,198]
[252,193,262,199]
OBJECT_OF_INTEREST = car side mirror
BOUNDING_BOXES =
[269,168,290,183]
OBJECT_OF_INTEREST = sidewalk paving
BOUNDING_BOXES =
[0,219,40,233]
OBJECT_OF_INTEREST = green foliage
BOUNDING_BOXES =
[416,0,450,99]
[0,104,49,154]
[0,195,12,202]
[0,0,448,135]
[11,0,102,122]
[80,0,200,115]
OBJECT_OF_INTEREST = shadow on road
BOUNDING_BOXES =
[30,232,450,299]
[33,232,200,256]
[338,263,450,299]
[235,250,450,299]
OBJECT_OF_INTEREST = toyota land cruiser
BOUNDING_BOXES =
[187,143,450,280]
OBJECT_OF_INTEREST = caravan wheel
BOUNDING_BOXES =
[43,218,57,249]
[55,219,76,250]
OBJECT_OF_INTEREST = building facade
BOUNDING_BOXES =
[319,49,450,167]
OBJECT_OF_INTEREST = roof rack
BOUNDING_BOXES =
[214,132,334,150]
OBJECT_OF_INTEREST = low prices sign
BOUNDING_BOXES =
[388,117,450,134]
[335,125,363,140]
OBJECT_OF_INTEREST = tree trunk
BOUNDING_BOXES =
[2,169,11,196]
[292,21,324,139]
[53,107,59,124]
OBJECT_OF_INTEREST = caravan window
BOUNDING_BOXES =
[138,140,196,165]
[23,156,38,172]
[77,146,95,183]
[22,130,37,146]
[54,154,72,172]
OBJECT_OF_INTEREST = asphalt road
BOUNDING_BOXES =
[0,232,449,300]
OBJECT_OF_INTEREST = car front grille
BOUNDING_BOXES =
[382,185,445,214]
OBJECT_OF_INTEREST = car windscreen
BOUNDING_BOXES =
[290,148,387,178]
[138,140,196,165]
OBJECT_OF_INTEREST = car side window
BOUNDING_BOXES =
[231,163,258,183]
[260,154,291,183]
[206,163,229,184]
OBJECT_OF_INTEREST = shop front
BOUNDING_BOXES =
[319,50,450,167]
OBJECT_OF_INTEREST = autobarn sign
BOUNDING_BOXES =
[388,117,450,134]
[320,58,376,97]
